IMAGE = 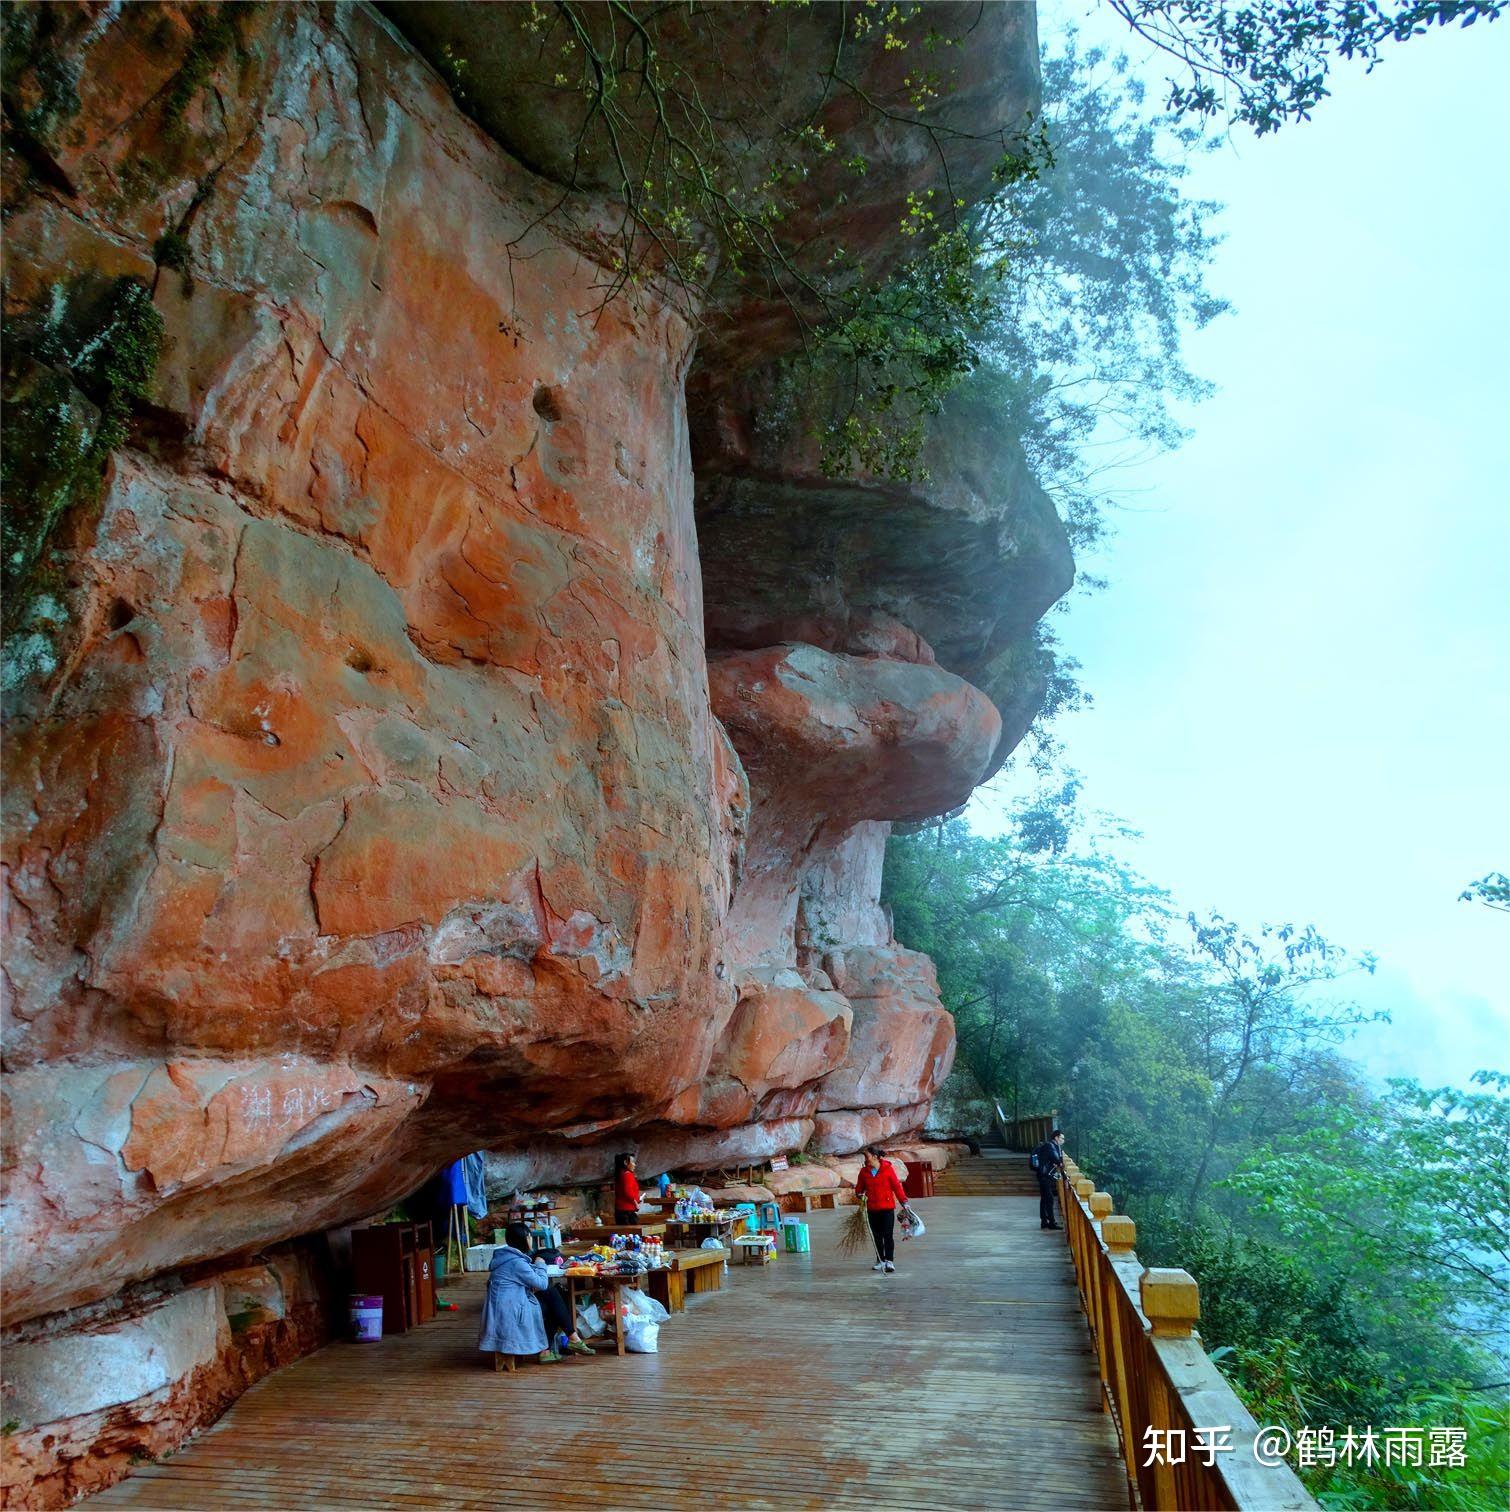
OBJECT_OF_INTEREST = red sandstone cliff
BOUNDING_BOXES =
[1,2,1062,1498]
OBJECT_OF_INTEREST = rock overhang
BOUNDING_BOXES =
[0,0,1068,1370]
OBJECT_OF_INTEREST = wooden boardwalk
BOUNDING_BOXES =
[98,1180,1126,1510]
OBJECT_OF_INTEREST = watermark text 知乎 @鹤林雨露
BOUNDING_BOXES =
[1141,1424,1468,1470]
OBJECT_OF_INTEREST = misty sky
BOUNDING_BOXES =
[968,5,1509,1091]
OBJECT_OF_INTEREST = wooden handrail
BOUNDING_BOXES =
[1056,1158,1316,1511]
[994,1103,1057,1152]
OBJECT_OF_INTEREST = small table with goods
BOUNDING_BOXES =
[556,1243,665,1356]
[732,1232,777,1265]
[663,1210,741,1248]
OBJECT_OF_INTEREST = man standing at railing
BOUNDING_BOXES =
[1031,1128,1066,1230]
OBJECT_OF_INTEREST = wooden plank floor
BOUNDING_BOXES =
[97,1190,1126,1510]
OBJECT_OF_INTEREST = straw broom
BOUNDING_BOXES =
[836,1196,870,1256]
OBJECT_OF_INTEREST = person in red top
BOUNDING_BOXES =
[613,1152,641,1226]
[854,1146,909,1272]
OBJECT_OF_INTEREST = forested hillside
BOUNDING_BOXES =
[886,801,1508,1508]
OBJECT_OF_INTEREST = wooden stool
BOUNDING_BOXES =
[492,1352,518,1373]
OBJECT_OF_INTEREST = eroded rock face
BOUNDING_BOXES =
[2,1,734,1325]
[2,1,1067,1493]
[0,1240,335,1507]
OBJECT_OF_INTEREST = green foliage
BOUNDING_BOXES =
[1312,1389,1509,1510]
[160,3,250,137]
[0,2,80,143]
[66,278,167,459]
[1107,0,1506,134]
[1132,1202,1405,1424]
[1226,1074,1510,1349]
[808,226,998,482]
[492,0,993,318]
[1,277,165,639]
[967,35,1227,550]
[152,230,193,277]
[884,793,1508,1509]
[794,33,1228,520]
[438,8,1222,503]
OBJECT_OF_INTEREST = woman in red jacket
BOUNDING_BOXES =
[854,1146,908,1273]
[613,1151,641,1227]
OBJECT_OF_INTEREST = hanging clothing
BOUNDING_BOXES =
[461,1152,487,1218]
[477,1245,549,1356]
[443,1153,488,1220]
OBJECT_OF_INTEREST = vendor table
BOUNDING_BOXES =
[663,1213,741,1247]
[562,1271,648,1357]
[568,1222,667,1242]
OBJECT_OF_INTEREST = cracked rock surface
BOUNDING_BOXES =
[1,0,1064,1374]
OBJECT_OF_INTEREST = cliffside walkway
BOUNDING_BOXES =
[97,1157,1125,1510]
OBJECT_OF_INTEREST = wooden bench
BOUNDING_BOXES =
[642,1247,727,1314]
[790,1189,839,1212]
[681,1246,727,1296]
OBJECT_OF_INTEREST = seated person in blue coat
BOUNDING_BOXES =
[478,1223,593,1363]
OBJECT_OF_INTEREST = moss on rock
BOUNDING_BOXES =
[1,276,164,640]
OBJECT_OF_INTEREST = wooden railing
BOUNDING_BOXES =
[1056,1156,1316,1511]
[993,1101,1056,1152]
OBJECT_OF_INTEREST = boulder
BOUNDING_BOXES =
[763,1165,843,1197]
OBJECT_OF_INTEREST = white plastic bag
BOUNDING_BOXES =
[624,1317,660,1353]
[899,1205,926,1240]
[576,1302,605,1337]
[621,1287,669,1324]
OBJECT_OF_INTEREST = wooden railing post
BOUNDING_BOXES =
[1070,1178,1094,1309]
[1139,1269,1199,1508]
[1140,1267,1200,1339]
[1099,1215,1141,1482]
